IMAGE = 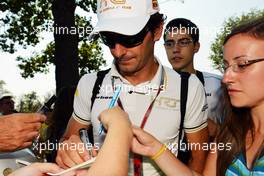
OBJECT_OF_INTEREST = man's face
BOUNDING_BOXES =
[101,24,163,76]
[164,29,200,72]
[0,98,15,115]
[110,32,154,75]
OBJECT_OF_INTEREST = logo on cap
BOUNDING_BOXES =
[99,0,131,13]
[110,0,126,4]
[100,0,126,8]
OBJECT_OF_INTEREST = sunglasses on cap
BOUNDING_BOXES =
[99,25,150,49]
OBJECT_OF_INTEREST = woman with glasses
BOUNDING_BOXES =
[131,17,264,176]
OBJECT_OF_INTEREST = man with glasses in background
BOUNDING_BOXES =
[163,18,223,140]
[56,1,209,175]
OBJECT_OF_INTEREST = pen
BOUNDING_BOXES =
[79,128,93,157]
[98,85,122,135]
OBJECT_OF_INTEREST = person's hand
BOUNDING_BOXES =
[9,163,70,176]
[0,113,46,152]
[56,134,97,169]
[99,106,131,130]
[56,107,130,169]
[131,126,163,157]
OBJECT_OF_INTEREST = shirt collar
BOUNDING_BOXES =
[110,58,163,88]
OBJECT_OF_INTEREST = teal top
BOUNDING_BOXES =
[225,152,264,176]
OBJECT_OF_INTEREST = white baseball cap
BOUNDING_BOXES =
[89,0,160,40]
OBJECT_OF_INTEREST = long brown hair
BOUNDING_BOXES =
[216,17,264,176]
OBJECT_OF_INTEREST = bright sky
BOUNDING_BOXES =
[1,0,264,100]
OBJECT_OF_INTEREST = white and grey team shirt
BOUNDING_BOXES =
[73,61,208,176]
[202,72,222,123]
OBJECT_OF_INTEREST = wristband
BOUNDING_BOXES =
[151,144,167,160]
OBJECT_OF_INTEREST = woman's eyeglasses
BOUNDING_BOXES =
[223,57,264,73]
[99,25,150,49]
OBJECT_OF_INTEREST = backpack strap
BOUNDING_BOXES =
[90,68,111,111]
[177,71,190,144]
[196,70,205,86]
[88,68,110,144]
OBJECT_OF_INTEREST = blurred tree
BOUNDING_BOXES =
[0,0,105,93]
[209,9,264,72]
[0,80,11,96]
[17,91,42,112]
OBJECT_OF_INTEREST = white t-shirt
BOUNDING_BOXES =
[200,72,223,123]
[73,61,208,176]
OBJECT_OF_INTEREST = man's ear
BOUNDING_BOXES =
[153,23,164,41]
[194,42,200,53]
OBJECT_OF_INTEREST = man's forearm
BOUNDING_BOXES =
[61,117,91,141]
[186,127,209,173]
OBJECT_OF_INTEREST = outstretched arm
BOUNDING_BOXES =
[130,126,217,176]
[85,107,133,176]
[10,163,67,176]
[0,113,46,152]
[131,126,195,176]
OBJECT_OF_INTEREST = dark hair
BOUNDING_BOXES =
[163,18,199,43]
[224,16,264,44]
[216,89,252,176]
[216,17,264,176]
[146,12,166,34]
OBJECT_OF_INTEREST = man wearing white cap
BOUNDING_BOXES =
[56,0,209,175]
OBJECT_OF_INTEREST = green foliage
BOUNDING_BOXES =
[75,14,93,42]
[0,0,52,53]
[79,41,106,76]
[0,80,11,96]
[17,91,42,112]
[17,42,54,78]
[210,9,264,72]
[76,0,97,14]
[17,40,105,78]
[0,0,105,78]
